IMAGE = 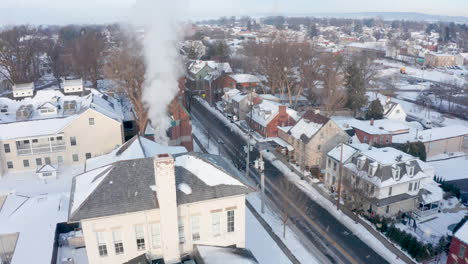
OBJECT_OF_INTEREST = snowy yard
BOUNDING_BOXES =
[396,197,467,244]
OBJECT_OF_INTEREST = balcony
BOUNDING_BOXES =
[17,143,66,156]
[413,204,439,220]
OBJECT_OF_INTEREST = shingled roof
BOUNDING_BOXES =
[69,153,253,222]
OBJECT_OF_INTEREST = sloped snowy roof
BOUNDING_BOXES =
[454,221,468,245]
[69,153,252,222]
[394,125,468,143]
[12,82,34,91]
[85,136,187,171]
[229,74,260,84]
[196,245,259,264]
[350,119,410,135]
[249,100,298,127]
[36,164,57,173]
[327,144,359,162]
[420,181,443,204]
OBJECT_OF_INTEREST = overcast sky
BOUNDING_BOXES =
[0,0,467,25]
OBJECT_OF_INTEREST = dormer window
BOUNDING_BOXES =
[392,165,401,181]
[357,156,366,170]
[368,162,378,177]
[406,162,415,178]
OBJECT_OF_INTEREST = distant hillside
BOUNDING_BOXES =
[257,12,468,24]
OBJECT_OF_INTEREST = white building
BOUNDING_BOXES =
[12,83,35,98]
[63,78,84,94]
[68,153,253,264]
[0,88,124,177]
[324,144,441,218]
[383,100,407,122]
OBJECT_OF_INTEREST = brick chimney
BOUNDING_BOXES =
[370,118,374,126]
[153,154,180,263]
[278,105,286,115]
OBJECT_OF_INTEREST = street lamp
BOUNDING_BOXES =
[254,153,265,214]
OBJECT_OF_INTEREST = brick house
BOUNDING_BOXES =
[351,119,410,145]
[447,221,468,264]
[247,100,298,138]
[279,110,349,169]
[219,74,261,90]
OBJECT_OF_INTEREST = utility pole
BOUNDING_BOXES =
[255,153,265,214]
[336,143,344,211]
[245,90,254,178]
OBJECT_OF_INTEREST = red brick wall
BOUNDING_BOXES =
[447,237,467,264]
[354,128,392,145]
[249,106,297,138]
[168,78,193,151]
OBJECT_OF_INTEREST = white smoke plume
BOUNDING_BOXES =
[130,0,185,143]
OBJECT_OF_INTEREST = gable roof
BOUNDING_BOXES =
[36,164,57,173]
[454,221,468,245]
[229,74,260,84]
[69,153,253,222]
[85,136,187,171]
[288,111,330,141]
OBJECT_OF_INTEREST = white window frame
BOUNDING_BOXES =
[112,230,124,255]
[211,212,221,237]
[89,118,95,126]
[96,232,108,257]
[178,217,185,244]
[191,215,201,241]
[227,210,235,233]
[134,225,146,251]
[150,223,161,249]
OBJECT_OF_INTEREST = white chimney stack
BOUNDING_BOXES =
[153,154,180,263]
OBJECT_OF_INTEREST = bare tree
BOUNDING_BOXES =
[105,38,148,135]
[276,177,308,238]
[320,54,347,112]
[43,39,66,87]
[341,170,374,222]
[72,30,106,88]
[0,26,42,84]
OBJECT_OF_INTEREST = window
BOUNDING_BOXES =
[316,158,321,166]
[3,144,10,153]
[45,157,51,165]
[388,187,392,196]
[386,205,390,214]
[317,145,321,151]
[86,153,92,159]
[408,182,413,191]
[72,154,79,162]
[332,176,336,185]
[211,212,221,237]
[227,210,235,233]
[414,181,419,191]
[370,185,375,195]
[6,161,13,169]
[333,162,337,171]
[42,172,52,177]
[70,136,77,146]
[178,218,185,244]
[386,136,390,143]
[96,232,108,257]
[112,230,124,254]
[36,158,42,166]
[150,223,161,249]
[459,245,466,258]
[191,215,201,241]
[23,160,29,168]
[89,118,95,125]
[57,136,63,141]
[363,136,368,143]
[32,139,38,143]
[328,158,331,168]
[57,156,63,164]
[135,225,146,250]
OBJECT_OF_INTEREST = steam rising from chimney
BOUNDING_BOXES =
[130,0,184,143]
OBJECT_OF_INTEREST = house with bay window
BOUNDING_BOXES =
[68,153,253,264]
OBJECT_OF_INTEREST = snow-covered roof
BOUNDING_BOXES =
[288,111,330,140]
[0,193,68,264]
[175,155,244,186]
[353,144,415,165]
[327,144,359,162]
[249,100,298,127]
[347,41,386,51]
[0,88,123,124]
[85,136,187,171]
[393,125,468,143]
[196,245,259,264]
[229,74,260,84]
[349,119,410,135]
[63,78,83,87]
[12,82,34,91]
[36,164,57,173]
[420,181,443,204]
[222,88,241,102]
[454,221,468,245]
[0,115,78,140]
